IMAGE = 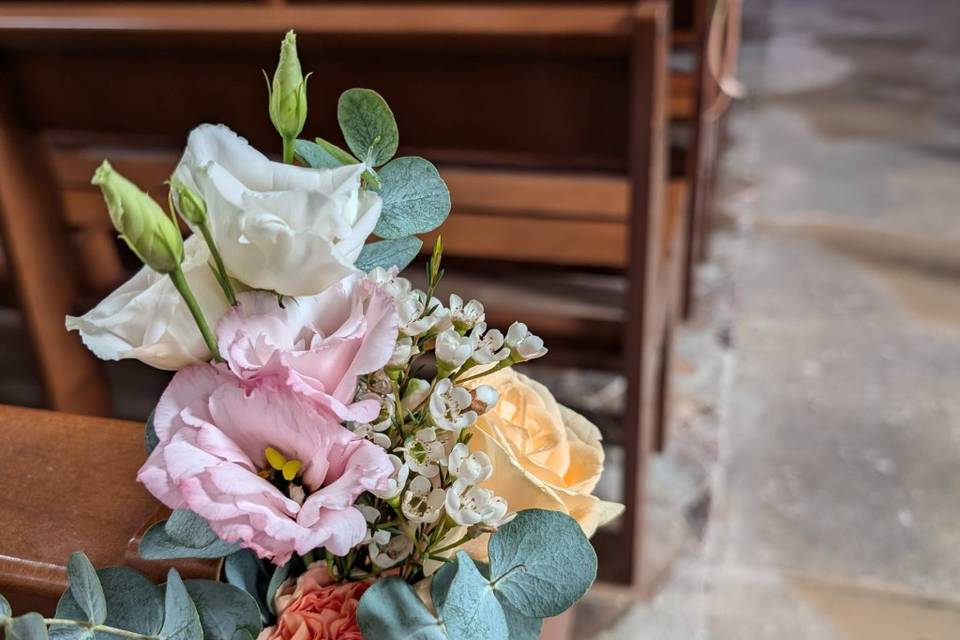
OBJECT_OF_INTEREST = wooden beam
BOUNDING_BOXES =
[0,3,638,38]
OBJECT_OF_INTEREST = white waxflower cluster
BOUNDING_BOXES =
[347,266,547,576]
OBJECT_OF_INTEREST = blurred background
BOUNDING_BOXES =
[0,1,958,638]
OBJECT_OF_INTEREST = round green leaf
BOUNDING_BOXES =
[8,613,48,640]
[294,138,351,169]
[441,552,508,640]
[357,577,446,640]
[160,570,203,640]
[487,509,597,618]
[265,559,293,616]
[355,237,423,273]
[375,157,451,239]
[66,552,107,624]
[184,580,262,640]
[57,566,163,638]
[338,88,399,166]
[499,600,543,640]
[140,513,239,560]
[1,592,11,617]
[223,550,270,623]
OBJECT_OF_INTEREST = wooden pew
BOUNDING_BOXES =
[0,404,218,615]
[0,1,678,586]
[672,0,741,319]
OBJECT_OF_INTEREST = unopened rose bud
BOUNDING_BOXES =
[171,179,206,226]
[268,30,309,159]
[92,160,183,274]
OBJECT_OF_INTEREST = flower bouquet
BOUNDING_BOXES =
[0,32,622,640]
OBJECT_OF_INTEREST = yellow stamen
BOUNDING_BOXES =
[282,459,302,481]
[265,446,287,471]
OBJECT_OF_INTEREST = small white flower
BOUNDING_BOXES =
[353,394,393,448]
[435,329,475,372]
[448,443,493,484]
[371,454,409,500]
[470,323,510,365]
[369,532,414,569]
[471,385,500,414]
[398,291,448,337]
[444,478,511,527]
[448,293,485,330]
[358,504,381,524]
[505,322,548,361]
[401,378,432,411]
[429,379,477,432]
[402,428,446,477]
[388,337,418,369]
[401,475,446,524]
[368,266,412,300]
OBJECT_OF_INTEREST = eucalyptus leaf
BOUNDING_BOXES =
[166,509,220,548]
[56,566,163,639]
[356,577,446,640]
[160,570,203,640]
[375,157,450,239]
[184,580,262,640]
[1,592,11,616]
[441,552,508,640]
[140,514,239,560]
[66,552,107,624]
[47,627,93,640]
[355,237,423,273]
[265,559,293,616]
[499,601,543,640]
[223,550,270,623]
[145,410,159,454]
[294,139,349,169]
[338,88,398,166]
[488,509,597,619]
[8,613,48,640]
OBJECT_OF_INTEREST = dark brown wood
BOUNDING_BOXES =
[0,404,218,615]
[611,0,669,586]
[0,79,111,416]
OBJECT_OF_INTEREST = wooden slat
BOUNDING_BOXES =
[443,168,629,222]
[670,72,696,120]
[51,146,633,228]
[422,213,627,268]
[0,3,639,38]
[0,405,218,614]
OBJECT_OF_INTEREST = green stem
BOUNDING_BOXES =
[282,137,296,164]
[430,532,474,556]
[198,221,237,306]
[455,361,507,384]
[43,618,156,640]
[169,267,221,362]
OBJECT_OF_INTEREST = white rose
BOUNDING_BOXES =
[65,236,230,370]
[172,124,382,296]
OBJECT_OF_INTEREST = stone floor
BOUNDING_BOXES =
[578,0,960,637]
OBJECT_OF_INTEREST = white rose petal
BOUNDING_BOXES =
[172,124,382,296]
[65,235,231,370]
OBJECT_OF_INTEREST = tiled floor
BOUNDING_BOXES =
[578,0,960,637]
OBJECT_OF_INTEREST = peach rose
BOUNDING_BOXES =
[467,368,624,548]
[259,564,369,640]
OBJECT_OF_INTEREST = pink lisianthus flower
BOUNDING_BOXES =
[216,273,398,423]
[137,365,393,564]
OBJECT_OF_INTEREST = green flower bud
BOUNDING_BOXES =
[268,30,309,142]
[171,179,207,226]
[92,160,184,274]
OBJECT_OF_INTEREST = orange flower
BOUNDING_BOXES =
[258,565,370,640]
